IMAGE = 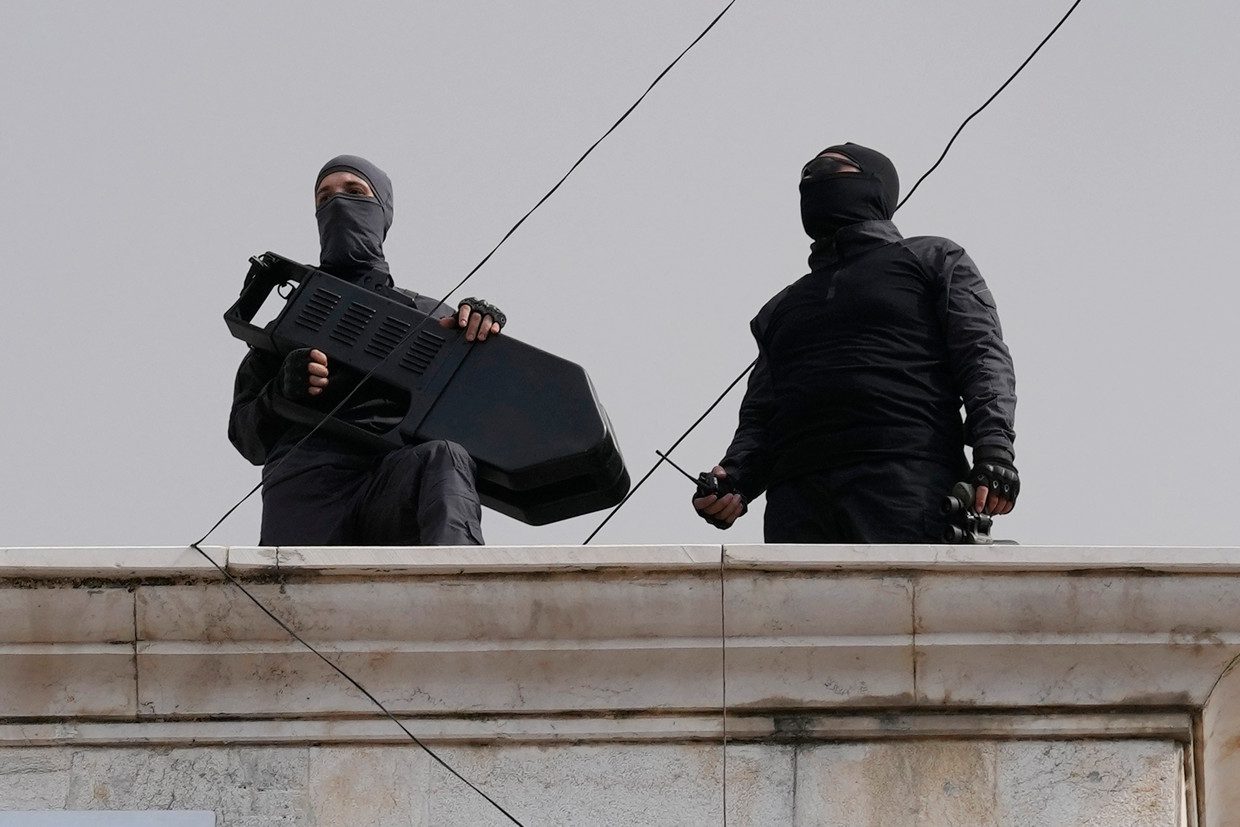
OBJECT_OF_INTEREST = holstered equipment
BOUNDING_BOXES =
[225,252,630,525]
[940,481,994,545]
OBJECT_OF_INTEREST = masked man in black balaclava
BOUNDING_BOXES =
[692,143,1019,542]
[229,155,506,545]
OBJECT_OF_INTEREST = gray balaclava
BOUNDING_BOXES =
[315,155,394,281]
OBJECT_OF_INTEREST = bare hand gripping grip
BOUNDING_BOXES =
[225,252,631,525]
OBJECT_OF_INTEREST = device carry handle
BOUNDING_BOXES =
[224,254,299,351]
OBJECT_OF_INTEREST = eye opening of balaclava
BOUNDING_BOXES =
[799,142,899,241]
[801,150,860,179]
[315,154,395,281]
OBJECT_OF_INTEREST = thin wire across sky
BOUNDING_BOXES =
[187,0,1087,821]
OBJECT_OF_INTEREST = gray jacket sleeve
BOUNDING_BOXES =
[934,243,1017,460]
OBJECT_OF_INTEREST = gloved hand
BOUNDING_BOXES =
[969,447,1019,515]
[438,297,506,342]
[276,348,329,400]
[459,297,506,328]
[691,465,747,529]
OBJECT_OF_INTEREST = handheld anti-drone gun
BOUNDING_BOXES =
[224,252,630,526]
[940,481,994,545]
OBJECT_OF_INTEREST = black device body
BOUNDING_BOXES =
[695,472,738,500]
[224,252,630,525]
[940,481,995,545]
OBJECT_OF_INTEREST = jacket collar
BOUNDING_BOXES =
[807,219,903,270]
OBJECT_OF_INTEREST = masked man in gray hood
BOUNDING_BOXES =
[693,143,1019,542]
[229,155,504,546]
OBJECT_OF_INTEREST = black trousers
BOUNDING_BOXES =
[259,440,484,546]
[763,457,965,543]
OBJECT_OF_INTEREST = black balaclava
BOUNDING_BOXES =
[315,155,395,282]
[799,142,899,241]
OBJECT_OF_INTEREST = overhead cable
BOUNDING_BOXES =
[584,0,1088,544]
[582,358,756,544]
[187,543,526,824]
[896,0,1085,210]
[194,0,739,548]
[188,2,742,822]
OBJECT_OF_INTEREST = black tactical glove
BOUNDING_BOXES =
[693,471,747,530]
[969,447,1020,505]
[459,297,506,328]
[276,347,315,401]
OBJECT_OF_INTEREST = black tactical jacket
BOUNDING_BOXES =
[721,219,1016,500]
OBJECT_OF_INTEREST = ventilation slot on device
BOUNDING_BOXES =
[295,287,341,333]
[400,331,446,375]
[364,317,413,359]
[329,302,376,347]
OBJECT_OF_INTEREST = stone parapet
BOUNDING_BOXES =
[2,544,1237,825]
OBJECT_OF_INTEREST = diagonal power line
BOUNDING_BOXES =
[896,0,1085,211]
[585,0,1090,545]
[195,0,740,549]
[189,2,743,823]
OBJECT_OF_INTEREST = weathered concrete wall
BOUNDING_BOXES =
[0,740,1183,826]
[1202,654,1240,827]
[1,543,1233,824]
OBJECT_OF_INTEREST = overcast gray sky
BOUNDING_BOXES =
[1,1,1237,549]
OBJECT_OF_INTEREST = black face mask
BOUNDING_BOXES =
[799,143,899,241]
[314,155,395,282]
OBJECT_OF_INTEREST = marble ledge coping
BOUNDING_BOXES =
[0,546,226,579]
[0,711,1193,747]
[8,561,1240,717]
[3,544,1240,579]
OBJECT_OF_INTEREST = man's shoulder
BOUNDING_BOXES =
[749,283,797,339]
[757,283,796,316]
[898,234,965,255]
[895,234,969,274]
[382,284,444,316]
